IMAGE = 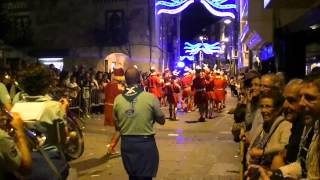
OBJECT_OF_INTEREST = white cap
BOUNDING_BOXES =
[173,70,180,76]
[184,66,190,72]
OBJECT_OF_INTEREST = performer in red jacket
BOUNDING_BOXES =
[147,66,162,100]
[192,66,207,122]
[213,70,226,113]
[104,67,124,155]
[164,72,181,120]
[180,67,193,112]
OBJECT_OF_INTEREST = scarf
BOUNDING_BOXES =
[122,85,144,102]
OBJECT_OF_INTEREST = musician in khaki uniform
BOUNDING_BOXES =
[0,113,31,179]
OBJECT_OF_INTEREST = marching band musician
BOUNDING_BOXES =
[180,67,193,112]
[104,67,125,155]
[147,66,162,101]
[213,69,227,113]
[192,66,207,122]
[1,81,31,179]
[163,71,181,121]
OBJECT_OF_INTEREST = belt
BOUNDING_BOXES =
[195,88,205,92]
[215,88,224,91]
[122,135,154,138]
[105,102,114,106]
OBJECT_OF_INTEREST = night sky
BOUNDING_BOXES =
[180,2,221,44]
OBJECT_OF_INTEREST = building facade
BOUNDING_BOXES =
[0,0,179,73]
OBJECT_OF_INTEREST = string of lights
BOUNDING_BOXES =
[156,0,236,18]
[184,42,221,55]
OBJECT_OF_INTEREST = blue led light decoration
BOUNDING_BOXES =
[184,42,221,55]
[180,55,195,61]
[156,0,195,15]
[156,0,236,19]
[177,61,186,68]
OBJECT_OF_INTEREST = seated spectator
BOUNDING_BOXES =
[247,89,291,168]
[250,72,320,179]
[16,64,69,179]
[271,79,304,169]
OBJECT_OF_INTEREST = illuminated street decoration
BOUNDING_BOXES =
[184,42,221,55]
[156,0,194,15]
[156,0,236,18]
[199,0,236,19]
[180,55,195,61]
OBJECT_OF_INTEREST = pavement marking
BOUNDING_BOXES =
[168,133,179,136]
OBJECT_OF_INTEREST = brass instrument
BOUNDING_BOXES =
[0,108,44,148]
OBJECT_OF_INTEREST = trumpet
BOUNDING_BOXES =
[0,108,44,148]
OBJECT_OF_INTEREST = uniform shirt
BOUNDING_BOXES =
[113,91,164,135]
[14,95,66,150]
[0,129,21,179]
[0,82,11,106]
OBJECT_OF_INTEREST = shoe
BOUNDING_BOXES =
[198,117,206,122]
[108,150,120,156]
[106,145,121,156]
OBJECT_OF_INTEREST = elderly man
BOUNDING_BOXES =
[113,67,165,180]
[260,74,276,95]
[271,79,304,169]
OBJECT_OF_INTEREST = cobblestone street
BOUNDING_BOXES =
[70,91,240,180]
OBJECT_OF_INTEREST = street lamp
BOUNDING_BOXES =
[222,37,229,42]
[198,35,207,67]
[224,19,232,24]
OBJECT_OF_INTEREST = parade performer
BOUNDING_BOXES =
[104,67,125,155]
[213,70,226,112]
[162,68,172,107]
[192,66,207,122]
[164,71,180,120]
[147,66,162,100]
[180,67,193,112]
[205,69,215,119]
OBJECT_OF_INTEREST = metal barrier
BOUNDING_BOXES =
[66,87,105,115]
[67,89,82,118]
[88,88,104,114]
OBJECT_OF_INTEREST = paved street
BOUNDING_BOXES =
[70,91,240,180]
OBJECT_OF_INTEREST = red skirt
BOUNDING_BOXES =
[182,87,192,100]
[206,91,215,101]
[214,90,225,102]
[166,93,179,106]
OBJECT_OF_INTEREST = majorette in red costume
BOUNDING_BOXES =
[163,70,181,120]
[204,66,215,119]
[147,66,162,100]
[213,69,226,112]
[180,67,193,112]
